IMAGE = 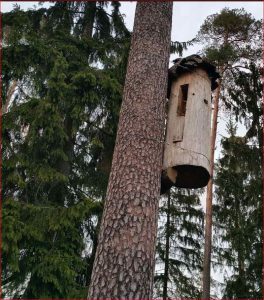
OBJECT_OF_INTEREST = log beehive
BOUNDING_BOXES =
[161,55,219,193]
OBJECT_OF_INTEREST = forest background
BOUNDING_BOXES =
[2,1,262,298]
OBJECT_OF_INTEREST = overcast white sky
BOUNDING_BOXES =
[3,1,262,47]
[3,1,262,63]
[2,2,262,297]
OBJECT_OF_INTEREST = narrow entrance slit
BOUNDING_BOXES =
[177,84,189,116]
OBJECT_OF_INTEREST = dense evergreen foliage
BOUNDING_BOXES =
[154,188,204,298]
[213,62,262,298]
[2,3,262,298]
[214,122,262,297]
[2,2,129,297]
[198,8,261,68]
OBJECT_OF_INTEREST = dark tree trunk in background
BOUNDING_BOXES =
[82,2,96,38]
[88,2,173,298]
[163,191,171,300]
[55,3,97,203]
[86,213,102,287]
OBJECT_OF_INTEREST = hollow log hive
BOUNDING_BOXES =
[161,55,220,193]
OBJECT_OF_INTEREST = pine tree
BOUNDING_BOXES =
[196,8,262,297]
[88,3,173,298]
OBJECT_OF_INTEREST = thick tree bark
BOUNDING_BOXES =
[163,191,171,300]
[202,74,222,299]
[88,2,173,298]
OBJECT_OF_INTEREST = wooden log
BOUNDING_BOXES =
[163,68,211,189]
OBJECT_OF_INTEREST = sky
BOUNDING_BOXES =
[2,1,262,58]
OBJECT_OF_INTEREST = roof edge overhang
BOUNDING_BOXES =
[167,54,220,98]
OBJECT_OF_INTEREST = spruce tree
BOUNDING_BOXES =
[214,121,261,298]
[2,2,129,297]
[154,188,204,298]
[213,59,262,297]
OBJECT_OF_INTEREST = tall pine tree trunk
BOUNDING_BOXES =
[202,30,228,298]
[202,74,222,299]
[88,3,173,298]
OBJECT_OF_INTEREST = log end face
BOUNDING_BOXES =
[161,165,210,193]
[174,164,210,188]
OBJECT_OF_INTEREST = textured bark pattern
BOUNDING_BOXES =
[202,75,222,299]
[88,3,173,298]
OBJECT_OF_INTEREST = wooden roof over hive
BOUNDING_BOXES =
[168,54,220,96]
